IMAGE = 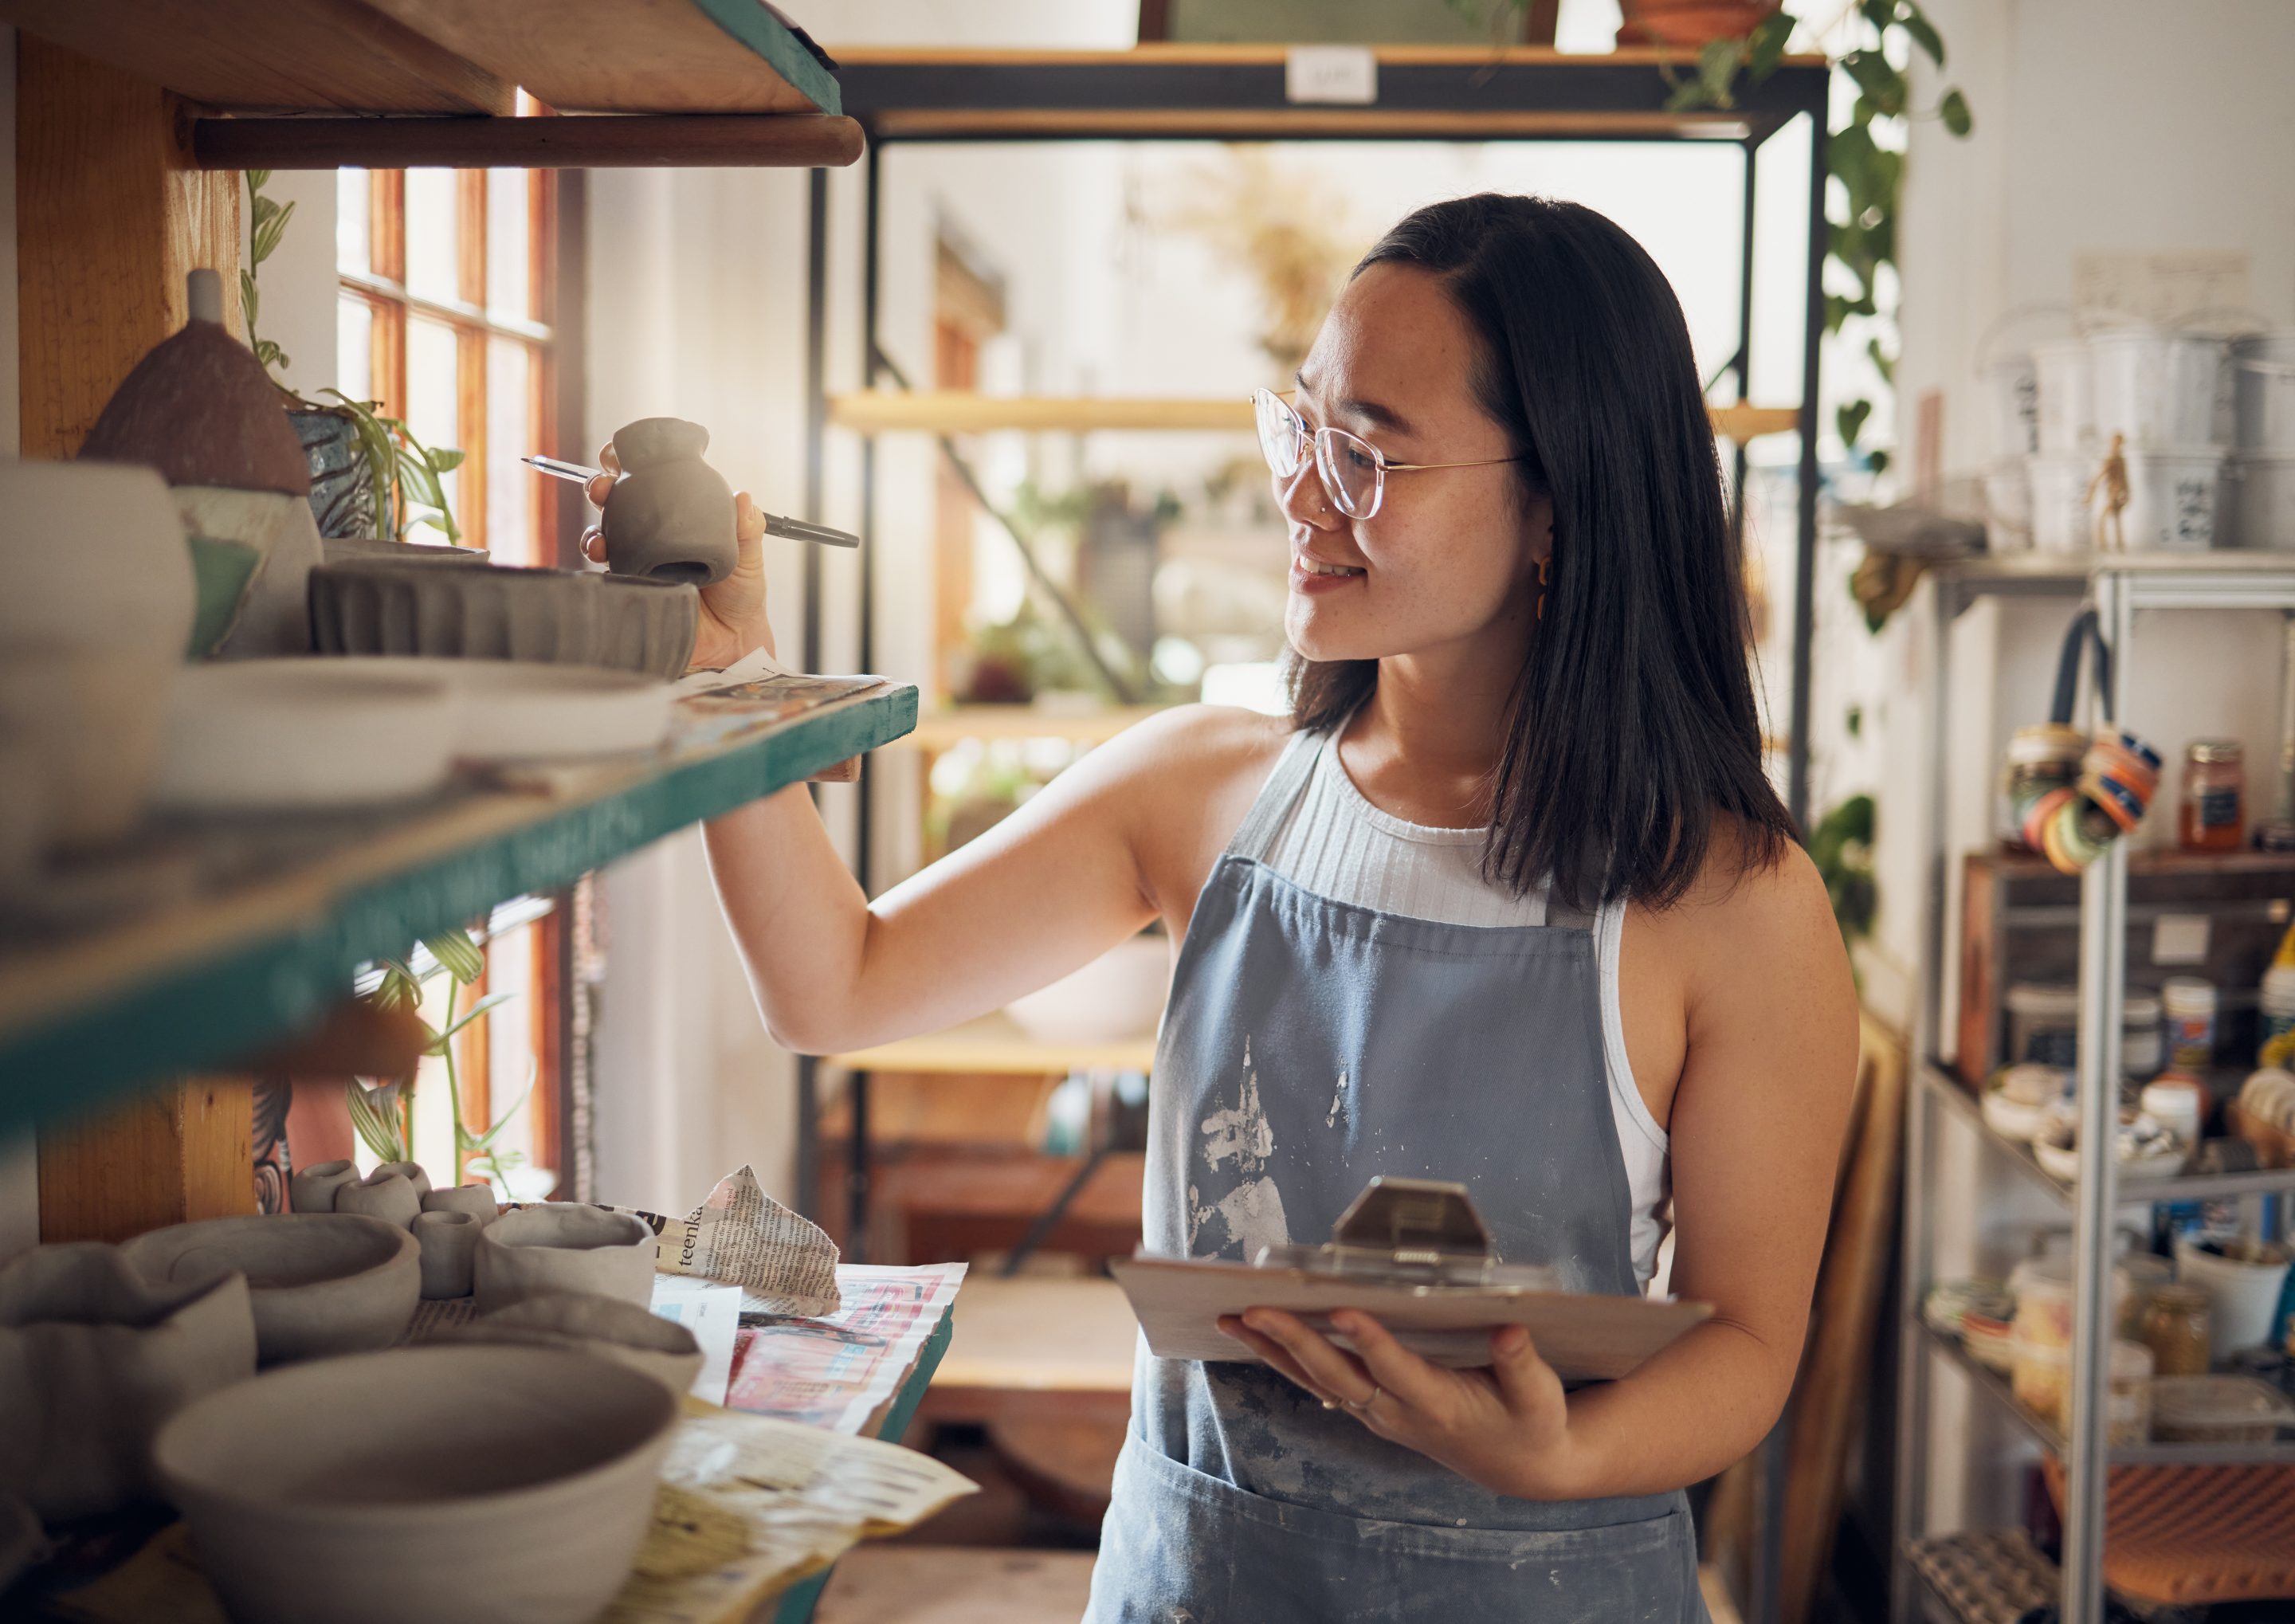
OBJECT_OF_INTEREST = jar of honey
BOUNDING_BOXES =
[2137,1281,2213,1377]
[2179,739,2246,851]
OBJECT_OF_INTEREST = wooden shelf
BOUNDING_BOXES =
[829,390,1799,441]
[927,1276,1140,1422]
[192,113,864,171]
[0,683,918,1138]
[826,1013,1156,1077]
[903,704,1172,750]
[2,0,838,115]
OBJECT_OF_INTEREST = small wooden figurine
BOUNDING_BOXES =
[2088,431,2130,551]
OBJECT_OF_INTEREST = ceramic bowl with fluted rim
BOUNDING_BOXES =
[121,1214,418,1366]
[154,1344,678,1624]
[447,1291,704,1396]
[475,1206,655,1312]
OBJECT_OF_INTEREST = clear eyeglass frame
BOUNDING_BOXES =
[1251,386,1524,520]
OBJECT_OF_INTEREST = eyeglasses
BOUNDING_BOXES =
[1252,387,1524,520]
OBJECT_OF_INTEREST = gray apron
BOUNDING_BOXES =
[1085,730,1706,1623]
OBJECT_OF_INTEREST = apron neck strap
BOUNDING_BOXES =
[1228,728,1325,862]
[1545,896,1596,932]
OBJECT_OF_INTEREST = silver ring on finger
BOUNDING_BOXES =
[1342,1384,1383,1414]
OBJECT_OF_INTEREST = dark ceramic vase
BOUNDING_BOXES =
[289,407,376,541]
[599,417,737,586]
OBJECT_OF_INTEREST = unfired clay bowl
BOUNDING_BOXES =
[414,1211,481,1300]
[305,657,675,761]
[0,1242,257,1522]
[422,1183,501,1224]
[373,1160,433,1197]
[335,1169,422,1230]
[449,1292,704,1397]
[155,1345,677,1624]
[288,1159,359,1214]
[596,576,700,678]
[154,661,457,814]
[475,1206,655,1312]
[121,1214,419,1366]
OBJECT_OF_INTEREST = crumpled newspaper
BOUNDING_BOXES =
[606,1166,842,1319]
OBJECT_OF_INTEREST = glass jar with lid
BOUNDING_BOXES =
[2137,1281,2213,1377]
[2179,739,2246,851]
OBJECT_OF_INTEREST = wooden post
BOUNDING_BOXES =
[18,37,254,1241]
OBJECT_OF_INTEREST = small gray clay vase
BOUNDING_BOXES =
[122,1214,418,1366]
[475,1206,655,1312]
[601,417,738,587]
[335,1169,422,1230]
[449,1292,703,1397]
[288,1158,358,1214]
[0,1242,257,1523]
[422,1183,500,1225]
[414,1211,481,1300]
[373,1160,432,1197]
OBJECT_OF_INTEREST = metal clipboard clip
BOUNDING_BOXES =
[1252,1176,1559,1293]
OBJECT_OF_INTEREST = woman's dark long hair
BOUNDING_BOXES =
[1289,193,1791,911]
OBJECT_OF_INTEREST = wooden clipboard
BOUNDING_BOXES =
[1108,1176,1710,1382]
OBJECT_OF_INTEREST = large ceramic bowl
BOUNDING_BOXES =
[153,661,458,813]
[121,1214,419,1365]
[155,1345,677,1624]
[1006,934,1171,1045]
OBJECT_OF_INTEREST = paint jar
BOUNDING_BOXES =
[2179,740,2246,850]
[1985,355,2042,459]
[2139,1281,2215,1378]
[2032,339,2095,453]
[2232,331,2295,453]
[2122,991,2164,1077]
[2012,1336,2152,1442]
[2003,983,2160,1077]
[2162,976,2220,1069]
[2089,328,2228,450]
[2116,448,2226,551]
[2140,1073,2206,1149]
[2258,965,2295,1066]
[2230,452,2295,551]
[2027,452,2096,555]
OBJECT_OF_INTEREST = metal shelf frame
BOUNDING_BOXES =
[1894,555,2295,1624]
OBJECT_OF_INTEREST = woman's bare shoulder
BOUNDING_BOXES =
[1078,704,1296,912]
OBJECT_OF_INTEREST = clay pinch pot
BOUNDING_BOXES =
[332,1169,423,1230]
[288,1158,359,1215]
[600,416,738,586]
[0,1242,257,1524]
[374,1160,433,1197]
[449,1292,704,1397]
[474,1206,656,1312]
[155,1345,679,1624]
[422,1183,501,1224]
[414,1211,482,1300]
[120,1214,419,1366]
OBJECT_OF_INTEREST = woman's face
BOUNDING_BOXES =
[1279,261,1552,666]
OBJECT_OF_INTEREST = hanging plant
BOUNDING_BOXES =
[241,170,466,544]
[352,927,533,1193]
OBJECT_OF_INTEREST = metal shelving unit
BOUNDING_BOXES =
[1893,552,2295,1624]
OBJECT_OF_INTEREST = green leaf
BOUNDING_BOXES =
[1837,398,1873,445]
[251,197,295,267]
[1939,87,1972,135]
[423,928,484,986]
[431,991,515,1050]
[1867,335,1896,385]
[1840,49,1905,116]
[1665,75,1713,113]
[1745,11,1794,80]
[459,1073,536,1154]
[1697,37,1741,108]
[426,446,466,474]
[347,1081,409,1163]
[1859,0,1897,31]
[1900,4,1944,65]
[1866,446,1893,474]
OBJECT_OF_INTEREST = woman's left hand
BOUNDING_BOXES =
[1219,1308,1590,1501]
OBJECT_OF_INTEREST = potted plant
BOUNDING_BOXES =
[1617,1,1781,48]
[241,171,466,545]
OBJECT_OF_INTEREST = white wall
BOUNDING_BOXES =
[1878,0,2295,1536]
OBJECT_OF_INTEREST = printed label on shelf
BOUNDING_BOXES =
[1285,46,1377,104]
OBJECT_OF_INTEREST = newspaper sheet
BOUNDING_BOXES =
[604,1398,976,1624]
[649,1277,743,1405]
[589,1165,842,1318]
[724,1263,967,1435]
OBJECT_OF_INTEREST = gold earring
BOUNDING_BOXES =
[1536,556,1550,622]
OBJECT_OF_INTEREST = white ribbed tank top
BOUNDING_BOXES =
[1257,728,1673,1289]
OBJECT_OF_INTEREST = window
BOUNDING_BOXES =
[335,137,560,565]
[338,146,579,1198]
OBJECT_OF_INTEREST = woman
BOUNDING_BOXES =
[590,193,1856,1622]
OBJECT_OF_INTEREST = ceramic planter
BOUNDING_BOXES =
[288,1159,359,1215]
[334,1169,423,1230]
[475,1206,655,1312]
[121,1214,419,1366]
[0,1242,257,1523]
[1617,0,1779,45]
[155,1345,678,1624]
[288,406,375,540]
[600,417,738,586]
[414,1211,482,1300]
[450,1292,704,1396]
[174,484,325,658]
[422,1183,501,1224]
[0,459,192,852]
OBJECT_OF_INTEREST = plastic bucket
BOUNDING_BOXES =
[2089,328,2228,450]
[2234,330,2295,453]
[2230,452,2295,551]
[1984,457,2032,547]
[2173,1233,2293,1356]
[2028,451,2095,555]
[2032,339,2094,453]
[2116,447,2225,551]
[1984,355,2041,459]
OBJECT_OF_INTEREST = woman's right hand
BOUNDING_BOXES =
[581,441,775,671]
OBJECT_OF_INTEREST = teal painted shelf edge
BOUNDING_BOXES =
[0,684,916,1138]
[687,0,842,115]
[768,1304,955,1624]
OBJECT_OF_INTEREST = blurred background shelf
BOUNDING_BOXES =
[0,684,917,1137]
[926,1276,1140,1426]
[825,1013,1157,1077]
[901,705,1175,750]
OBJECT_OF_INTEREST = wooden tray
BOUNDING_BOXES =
[1108,1256,1710,1380]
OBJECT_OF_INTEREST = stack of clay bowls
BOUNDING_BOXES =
[154,1344,678,1624]
[292,1158,504,1301]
